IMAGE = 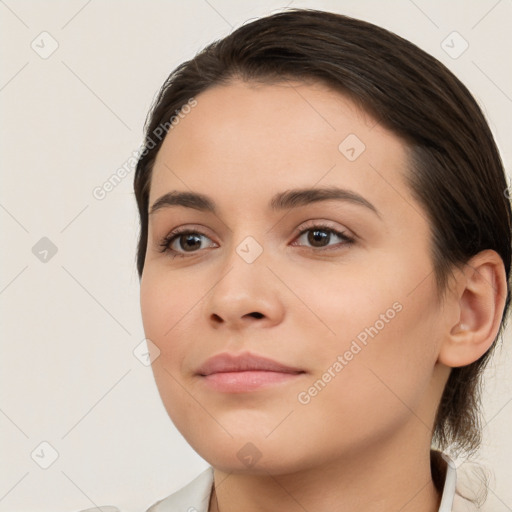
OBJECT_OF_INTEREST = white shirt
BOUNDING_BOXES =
[145,456,478,512]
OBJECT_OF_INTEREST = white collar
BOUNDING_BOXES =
[146,457,459,512]
[439,454,457,511]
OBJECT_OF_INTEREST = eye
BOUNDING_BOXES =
[291,223,354,250]
[159,228,217,258]
[158,222,354,259]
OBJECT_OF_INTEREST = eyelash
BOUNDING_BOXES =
[158,223,355,259]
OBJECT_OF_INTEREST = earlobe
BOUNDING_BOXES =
[438,250,507,368]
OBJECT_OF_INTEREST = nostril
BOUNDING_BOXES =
[249,312,264,319]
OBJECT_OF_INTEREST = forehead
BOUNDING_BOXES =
[149,79,411,218]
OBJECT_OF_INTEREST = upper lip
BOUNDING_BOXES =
[197,352,305,376]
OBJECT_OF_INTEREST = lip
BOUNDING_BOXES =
[196,352,305,393]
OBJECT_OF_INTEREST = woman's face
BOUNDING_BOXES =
[140,80,450,473]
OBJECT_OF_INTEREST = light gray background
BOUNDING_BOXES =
[1,1,511,511]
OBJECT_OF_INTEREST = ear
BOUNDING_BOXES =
[438,250,508,368]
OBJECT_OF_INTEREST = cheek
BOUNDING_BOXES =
[140,275,169,347]
[294,249,441,402]
[140,268,200,353]
[283,255,408,356]
[288,286,440,462]
[140,270,203,429]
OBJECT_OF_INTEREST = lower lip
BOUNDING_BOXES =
[201,370,304,393]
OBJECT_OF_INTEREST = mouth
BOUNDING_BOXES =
[196,351,306,393]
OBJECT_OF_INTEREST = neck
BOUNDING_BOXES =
[209,437,441,512]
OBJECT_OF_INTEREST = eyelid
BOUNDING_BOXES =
[292,218,354,238]
[162,224,216,241]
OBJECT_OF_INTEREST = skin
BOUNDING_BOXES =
[140,79,506,512]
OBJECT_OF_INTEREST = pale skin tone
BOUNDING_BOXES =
[140,79,506,512]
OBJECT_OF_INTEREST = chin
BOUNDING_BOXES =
[180,427,314,475]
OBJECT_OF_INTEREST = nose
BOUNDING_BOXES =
[203,253,285,331]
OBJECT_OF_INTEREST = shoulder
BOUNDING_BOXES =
[145,467,214,512]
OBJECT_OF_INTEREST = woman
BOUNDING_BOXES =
[133,8,510,512]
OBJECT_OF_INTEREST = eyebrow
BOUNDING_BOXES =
[149,187,381,218]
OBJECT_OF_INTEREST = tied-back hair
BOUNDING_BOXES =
[133,8,512,496]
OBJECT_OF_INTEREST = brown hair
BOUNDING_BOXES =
[134,8,511,492]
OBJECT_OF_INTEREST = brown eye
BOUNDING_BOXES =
[307,229,331,247]
[159,230,216,257]
[294,225,354,249]
[175,233,203,252]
